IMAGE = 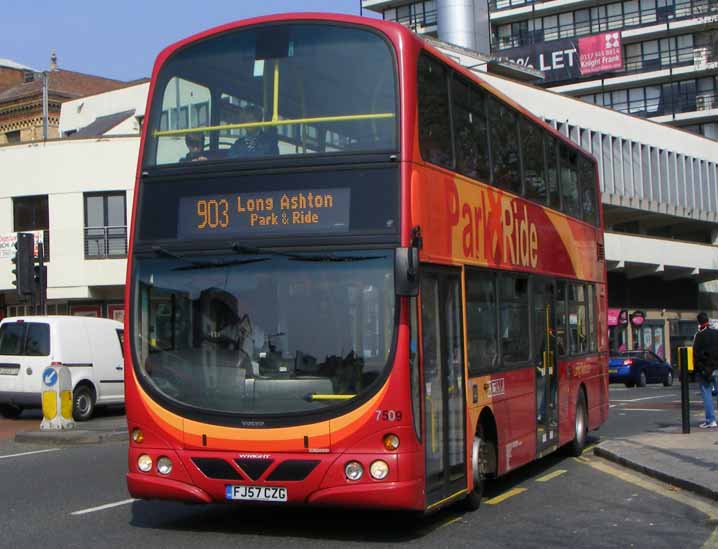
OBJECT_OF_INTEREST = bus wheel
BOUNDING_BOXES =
[0,404,22,419]
[566,391,587,457]
[72,385,96,422]
[464,428,487,510]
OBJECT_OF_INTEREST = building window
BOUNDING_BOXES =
[84,192,127,259]
[13,195,49,260]
[13,195,48,232]
[383,1,437,28]
[5,130,20,144]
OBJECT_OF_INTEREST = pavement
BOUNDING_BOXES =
[595,423,718,502]
[12,414,127,445]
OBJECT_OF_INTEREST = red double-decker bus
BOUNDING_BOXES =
[125,12,608,512]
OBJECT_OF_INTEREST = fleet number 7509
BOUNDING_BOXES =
[375,409,402,421]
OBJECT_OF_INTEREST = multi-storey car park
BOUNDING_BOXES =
[363,0,718,360]
[367,0,718,140]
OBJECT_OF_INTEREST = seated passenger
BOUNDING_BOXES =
[228,105,278,158]
[181,132,208,162]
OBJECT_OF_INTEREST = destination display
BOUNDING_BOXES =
[137,166,400,243]
[178,188,351,238]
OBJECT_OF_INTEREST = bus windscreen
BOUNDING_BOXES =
[133,250,395,417]
[144,23,398,166]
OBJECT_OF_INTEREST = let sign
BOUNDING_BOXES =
[178,188,351,238]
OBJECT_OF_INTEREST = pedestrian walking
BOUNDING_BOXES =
[692,312,718,428]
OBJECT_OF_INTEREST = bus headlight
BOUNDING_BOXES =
[157,456,173,475]
[370,460,389,480]
[137,454,153,473]
[345,461,363,481]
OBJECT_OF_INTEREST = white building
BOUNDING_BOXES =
[0,83,146,320]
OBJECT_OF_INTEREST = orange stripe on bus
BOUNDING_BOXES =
[134,367,390,449]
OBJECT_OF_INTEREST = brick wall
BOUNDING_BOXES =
[0,67,26,93]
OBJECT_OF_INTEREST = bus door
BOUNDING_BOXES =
[420,267,467,507]
[534,279,559,457]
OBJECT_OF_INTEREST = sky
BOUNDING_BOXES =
[1,0,378,81]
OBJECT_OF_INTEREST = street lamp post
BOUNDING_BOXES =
[41,71,48,141]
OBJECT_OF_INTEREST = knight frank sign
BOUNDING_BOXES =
[578,32,623,75]
[500,31,624,83]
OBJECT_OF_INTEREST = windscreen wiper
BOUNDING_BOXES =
[151,246,269,271]
[232,243,305,259]
[288,254,384,263]
[232,243,384,263]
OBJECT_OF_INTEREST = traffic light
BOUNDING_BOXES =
[11,233,34,298]
[34,264,47,292]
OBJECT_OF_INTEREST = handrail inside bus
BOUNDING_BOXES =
[272,60,280,123]
[152,113,396,138]
[306,393,356,401]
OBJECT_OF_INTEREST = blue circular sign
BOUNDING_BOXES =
[43,367,58,387]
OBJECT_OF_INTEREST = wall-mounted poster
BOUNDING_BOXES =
[579,32,623,75]
[70,304,101,317]
[108,304,125,323]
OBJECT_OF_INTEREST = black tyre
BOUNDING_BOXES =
[0,404,23,419]
[464,428,488,511]
[638,370,647,387]
[566,391,588,457]
[72,385,96,422]
[663,370,673,387]
[624,382,635,388]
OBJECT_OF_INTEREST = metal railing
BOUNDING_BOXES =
[386,8,438,29]
[594,90,718,118]
[622,44,698,73]
[491,0,716,15]
[84,226,127,259]
[494,0,717,48]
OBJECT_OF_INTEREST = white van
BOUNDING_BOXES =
[0,316,124,421]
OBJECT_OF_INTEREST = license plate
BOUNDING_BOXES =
[225,485,287,502]
[608,369,617,374]
[0,367,18,375]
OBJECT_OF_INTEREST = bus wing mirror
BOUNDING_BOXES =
[395,247,420,297]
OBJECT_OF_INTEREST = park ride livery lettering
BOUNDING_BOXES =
[448,183,539,269]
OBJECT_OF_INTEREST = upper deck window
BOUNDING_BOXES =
[145,23,398,167]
